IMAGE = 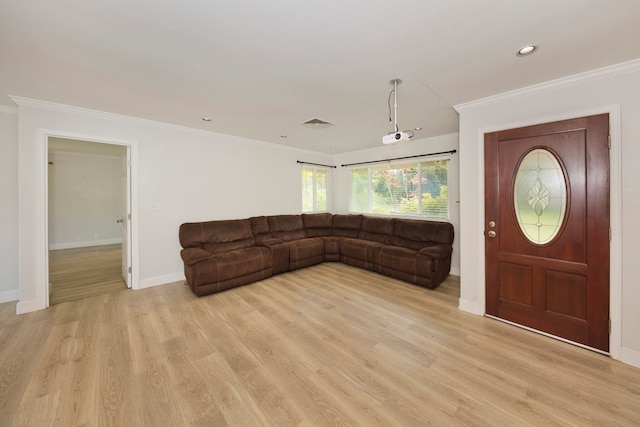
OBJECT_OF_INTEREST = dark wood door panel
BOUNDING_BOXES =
[545,270,587,320]
[498,300,589,344]
[498,262,533,306]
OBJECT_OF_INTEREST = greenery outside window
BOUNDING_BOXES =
[350,158,449,218]
[302,167,328,212]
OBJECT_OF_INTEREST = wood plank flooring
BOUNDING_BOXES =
[1,263,639,426]
[49,244,126,305]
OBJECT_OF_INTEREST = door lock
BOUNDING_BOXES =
[488,230,496,238]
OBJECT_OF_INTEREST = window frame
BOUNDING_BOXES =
[301,166,330,213]
[348,155,450,220]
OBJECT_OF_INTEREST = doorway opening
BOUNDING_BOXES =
[46,136,133,304]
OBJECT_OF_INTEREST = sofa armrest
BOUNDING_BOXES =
[418,245,453,260]
[257,238,283,247]
[181,247,214,266]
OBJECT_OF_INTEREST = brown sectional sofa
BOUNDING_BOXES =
[179,213,454,297]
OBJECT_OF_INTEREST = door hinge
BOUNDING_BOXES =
[609,318,612,334]
[608,135,611,149]
[128,266,132,274]
[609,227,612,242]
[127,213,131,220]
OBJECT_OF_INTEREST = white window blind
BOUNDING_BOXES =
[349,158,449,218]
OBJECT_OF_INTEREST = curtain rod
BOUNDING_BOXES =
[341,149,457,168]
[297,160,337,169]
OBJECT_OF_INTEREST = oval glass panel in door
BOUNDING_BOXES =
[514,148,567,244]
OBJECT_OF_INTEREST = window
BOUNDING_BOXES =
[349,158,449,218]
[302,167,328,212]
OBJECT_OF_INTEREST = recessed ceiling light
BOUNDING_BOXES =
[517,44,538,57]
[201,117,212,122]
[414,127,422,131]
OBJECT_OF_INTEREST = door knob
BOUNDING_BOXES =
[488,230,496,238]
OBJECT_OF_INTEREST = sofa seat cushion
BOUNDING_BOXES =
[187,247,271,286]
[377,246,432,278]
[320,236,342,261]
[419,245,453,260]
[340,238,384,269]
[284,237,325,270]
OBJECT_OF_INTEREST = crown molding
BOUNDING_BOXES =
[0,105,18,115]
[454,58,640,113]
[7,95,330,158]
[9,95,208,133]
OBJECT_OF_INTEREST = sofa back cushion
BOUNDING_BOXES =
[302,213,334,237]
[179,220,256,253]
[249,216,271,243]
[268,215,306,242]
[391,219,454,250]
[332,214,363,238]
[359,216,394,244]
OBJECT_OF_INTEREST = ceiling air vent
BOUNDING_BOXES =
[300,118,334,130]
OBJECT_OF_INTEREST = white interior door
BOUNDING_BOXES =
[121,149,132,288]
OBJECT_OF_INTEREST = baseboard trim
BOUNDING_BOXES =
[49,238,122,250]
[139,272,185,290]
[458,298,484,315]
[0,289,19,303]
[621,346,640,369]
[16,298,46,315]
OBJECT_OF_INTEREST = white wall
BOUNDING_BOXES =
[15,98,333,312]
[456,60,640,367]
[0,107,19,303]
[332,133,460,275]
[48,150,123,249]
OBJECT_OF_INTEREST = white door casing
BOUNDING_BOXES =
[27,130,139,313]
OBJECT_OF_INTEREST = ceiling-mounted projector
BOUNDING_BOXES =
[382,78,413,144]
[383,131,412,144]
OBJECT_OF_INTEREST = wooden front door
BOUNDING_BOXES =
[484,114,610,352]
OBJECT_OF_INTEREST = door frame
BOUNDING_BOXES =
[41,129,139,308]
[477,105,621,359]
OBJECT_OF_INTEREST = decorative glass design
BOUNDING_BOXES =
[514,149,567,244]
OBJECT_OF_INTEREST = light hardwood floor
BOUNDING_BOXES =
[49,244,127,305]
[1,263,639,426]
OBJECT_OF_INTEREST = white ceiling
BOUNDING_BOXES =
[2,0,640,153]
